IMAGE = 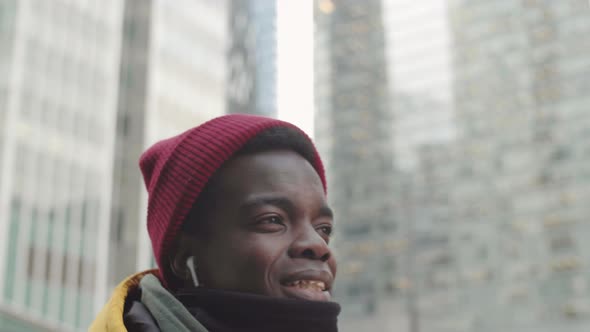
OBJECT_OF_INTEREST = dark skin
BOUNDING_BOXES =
[172,150,337,301]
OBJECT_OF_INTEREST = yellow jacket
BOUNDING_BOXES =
[89,269,158,332]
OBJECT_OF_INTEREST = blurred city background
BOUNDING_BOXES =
[0,0,589,331]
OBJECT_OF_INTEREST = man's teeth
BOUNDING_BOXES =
[286,280,326,291]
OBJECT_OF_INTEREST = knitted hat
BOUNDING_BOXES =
[139,114,326,287]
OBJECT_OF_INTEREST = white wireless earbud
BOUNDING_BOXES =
[186,256,200,287]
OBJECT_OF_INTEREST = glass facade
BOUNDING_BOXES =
[0,0,124,330]
[0,0,226,330]
[227,0,277,117]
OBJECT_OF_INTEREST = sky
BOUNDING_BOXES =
[274,0,451,142]
[276,0,315,138]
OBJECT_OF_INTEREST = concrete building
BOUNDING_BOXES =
[446,0,590,330]
[313,0,401,327]
[227,0,277,116]
[110,0,227,291]
[316,1,590,331]
[0,0,124,330]
[384,1,590,331]
[0,0,227,330]
[381,2,461,331]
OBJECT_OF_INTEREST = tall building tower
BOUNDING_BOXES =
[382,0,455,171]
[448,0,590,331]
[314,0,403,328]
[380,2,463,331]
[0,0,124,330]
[108,0,154,294]
[110,0,227,293]
[0,0,227,330]
[227,0,277,116]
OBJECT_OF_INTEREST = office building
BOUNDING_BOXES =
[227,0,277,116]
[444,0,590,330]
[314,0,402,327]
[316,1,590,331]
[0,0,124,330]
[110,0,227,290]
[0,0,227,330]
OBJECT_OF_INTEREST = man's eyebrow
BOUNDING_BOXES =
[240,196,297,216]
[318,205,334,220]
[240,196,334,220]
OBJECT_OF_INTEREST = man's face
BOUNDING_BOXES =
[189,150,336,301]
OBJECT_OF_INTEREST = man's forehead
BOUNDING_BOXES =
[217,150,322,188]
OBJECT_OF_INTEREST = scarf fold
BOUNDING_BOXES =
[139,274,209,332]
[175,287,341,332]
[140,274,341,332]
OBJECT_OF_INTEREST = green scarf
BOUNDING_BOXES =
[139,274,209,332]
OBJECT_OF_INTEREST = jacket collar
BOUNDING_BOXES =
[89,269,159,332]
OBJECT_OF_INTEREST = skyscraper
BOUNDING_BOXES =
[0,0,125,330]
[316,1,590,331]
[109,0,227,291]
[0,0,227,330]
[227,0,277,116]
[382,0,455,171]
[108,0,154,294]
[445,0,590,330]
[314,0,403,327]
[381,1,590,331]
[381,1,461,331]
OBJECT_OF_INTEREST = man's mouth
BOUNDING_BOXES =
[280,272,333,302]
[284,280,327,292]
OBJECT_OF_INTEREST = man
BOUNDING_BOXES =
[91,114,340,331]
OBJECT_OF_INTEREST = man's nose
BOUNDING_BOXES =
[288,225,331,262]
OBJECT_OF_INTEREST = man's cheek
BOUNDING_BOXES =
[330,258,337,277]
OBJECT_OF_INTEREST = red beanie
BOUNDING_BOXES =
[139,114,326,286]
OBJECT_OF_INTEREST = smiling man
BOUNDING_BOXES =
[91,114,340,332]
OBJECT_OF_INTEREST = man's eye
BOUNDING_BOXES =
[252,215,285,233]
[258,216,284,225]
[254,215,286,228]
[318,225,333,236]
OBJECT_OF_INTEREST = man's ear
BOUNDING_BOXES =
[169,232,196,282]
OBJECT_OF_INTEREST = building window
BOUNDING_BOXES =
[348,283,361,297]
[549,234,575,253]
[3,198,21,302]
